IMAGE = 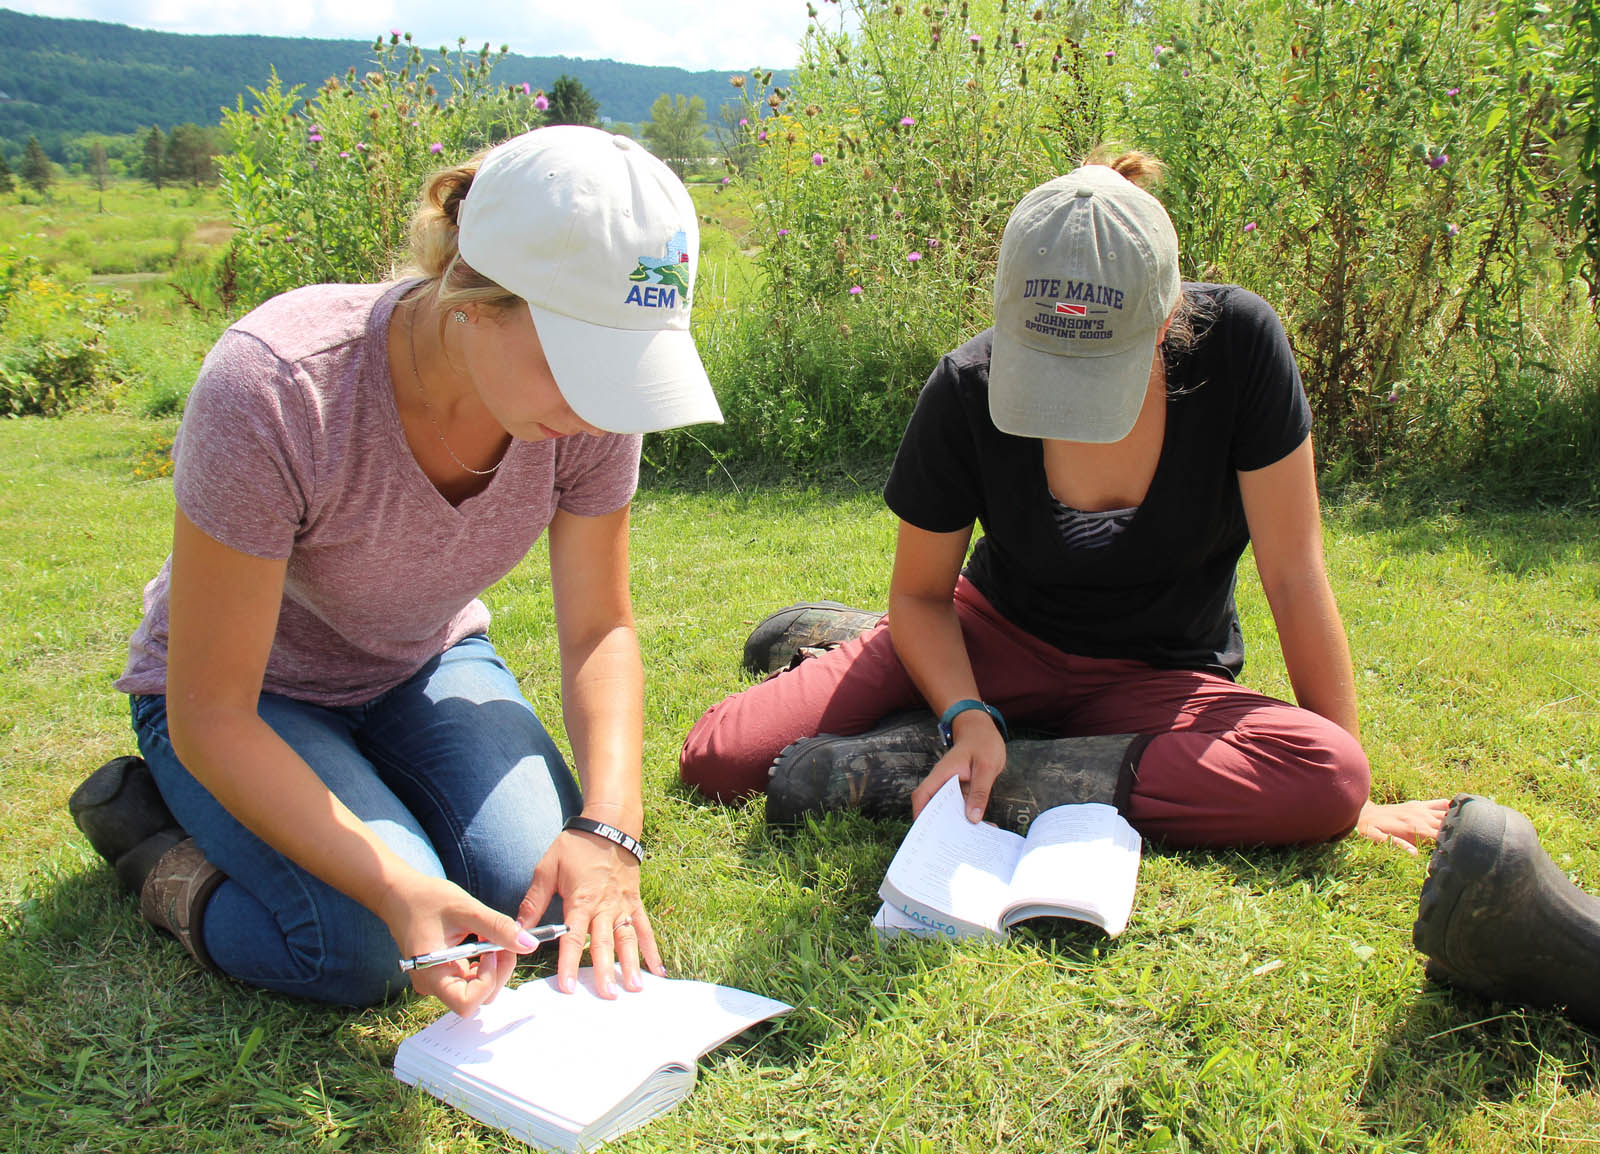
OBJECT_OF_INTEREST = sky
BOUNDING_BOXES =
[7,0,817,72]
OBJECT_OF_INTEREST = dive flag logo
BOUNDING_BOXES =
[1055,302,1087,316]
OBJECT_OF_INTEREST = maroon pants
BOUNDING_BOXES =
[680,579,1370,847]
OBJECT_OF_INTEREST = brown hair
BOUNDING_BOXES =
[1082,146,1217,366]
[395,150,523,316]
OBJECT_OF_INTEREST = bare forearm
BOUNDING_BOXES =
[560,624,645,835]
[167,705,423,923]
[1266,574,1360,740]
[886,590,980,716]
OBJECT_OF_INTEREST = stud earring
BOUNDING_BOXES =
[453,310,469,324]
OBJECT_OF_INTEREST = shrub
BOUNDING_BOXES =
[0,255,127,417]
[218,33,549,308]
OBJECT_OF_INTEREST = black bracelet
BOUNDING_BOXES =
[563,816,645,862]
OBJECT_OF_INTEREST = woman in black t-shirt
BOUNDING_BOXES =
[680,153,1445,853]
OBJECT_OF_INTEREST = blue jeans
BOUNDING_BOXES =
[131,634,581,1006]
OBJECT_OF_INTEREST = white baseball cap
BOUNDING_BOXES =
[457,125,723,434]
[989,164,1180,442]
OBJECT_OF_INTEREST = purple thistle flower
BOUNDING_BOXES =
[759,130,769,141]
[1385,391,1399,403]
[308,132,323,143]
[739,117,749,127]
[1105,49,1115,60]
[390,27,401,37]
[1447,87,1460,96]
[777,229,790,236]
[522,82,532,95]
[907,251,922,262]
[721,176,731,185]
[867,233,878,240]
[429,141,444,154]
[849,285,863,295]
[1447,222,1460,236]
[1243,221,1257,232]
[339,150,350,158]
[969,33,981,43]
[812,153,826,165]
[534,94,549,111]
[1428,152,1448,170]
[356,142,368,151]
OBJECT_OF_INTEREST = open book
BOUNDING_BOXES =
[394,970,790,1152]
[876,777,1141,939]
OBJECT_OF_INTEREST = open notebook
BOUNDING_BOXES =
[394,969,791,1151]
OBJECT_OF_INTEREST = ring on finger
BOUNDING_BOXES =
[615,916,635,931]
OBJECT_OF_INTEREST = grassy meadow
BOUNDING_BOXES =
[3,176,1600,1152]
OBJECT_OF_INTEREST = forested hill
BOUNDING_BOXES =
[0,8,773,153]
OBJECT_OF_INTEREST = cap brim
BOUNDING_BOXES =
[528,304,723,435]
[987,327,1157,443]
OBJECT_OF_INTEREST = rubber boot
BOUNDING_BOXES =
[138,836,226,972]
[1413,793,1600,1030]
[742,601,884,677]
[69,755,186,894]
[766,712,1149,832]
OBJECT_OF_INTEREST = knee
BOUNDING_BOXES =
[679,697,766,803]
[1294,717,1371,839]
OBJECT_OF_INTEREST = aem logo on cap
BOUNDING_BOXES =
[626,230,692,308]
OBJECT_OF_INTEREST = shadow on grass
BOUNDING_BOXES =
[1358,980,1600,1138]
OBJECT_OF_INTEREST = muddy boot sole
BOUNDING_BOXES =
[1414,793,1600,1029]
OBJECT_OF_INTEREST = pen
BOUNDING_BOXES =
[398,923,569,972]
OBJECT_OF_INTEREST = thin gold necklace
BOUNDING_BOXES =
[406,309,503,477]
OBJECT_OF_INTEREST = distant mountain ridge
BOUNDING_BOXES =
[0,8,783,153]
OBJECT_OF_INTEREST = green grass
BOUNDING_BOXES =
[3,413,1598,1152]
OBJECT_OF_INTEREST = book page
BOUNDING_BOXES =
[395,970,790,1130]
[1004,803,1141,936]
[878,777,1024,935]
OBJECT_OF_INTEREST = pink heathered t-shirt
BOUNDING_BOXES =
[116,280,642,707]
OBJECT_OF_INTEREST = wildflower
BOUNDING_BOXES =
[758,131,769,141]
[928,238,941,248]
[308,132,323,143]
[730,74,746,88]
[849,285,863,295]
[339,150,350,158]
[1447,222,1460,236]
[970,33,981,43]
[430,141,444,154]
[1447,87,1460,96]
[390,27,401,37]
[899,116,915,126]
[522,82,532,95]
[1105,49,1115,60]
[1385,391,1398,403]
[907,251,922,262]
[721,176,731,185]
[867,233,878,240]
[1243,221,1257,232]
[1428,152,1448,170]
[812,153,826,165]
[356,142,368,151]
[777,229,790,236]
[534,94,549,111]
[739,118,749,127]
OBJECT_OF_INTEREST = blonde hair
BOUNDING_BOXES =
[396,150,523,316]
[1081,146,1214,360]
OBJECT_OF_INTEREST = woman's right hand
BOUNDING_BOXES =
[909,711,1009,823]
[383,874,543,1017]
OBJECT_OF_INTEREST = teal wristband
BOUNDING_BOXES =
[937,699,1008,748]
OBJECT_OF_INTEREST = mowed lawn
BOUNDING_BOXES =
[2,413,1598,1153]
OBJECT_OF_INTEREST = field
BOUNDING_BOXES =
[3,170,1600,1151]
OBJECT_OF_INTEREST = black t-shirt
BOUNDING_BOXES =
[883,284,1312,677]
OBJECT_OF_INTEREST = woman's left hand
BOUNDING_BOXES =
[518,826,664,998]
[1354,798,1450,855]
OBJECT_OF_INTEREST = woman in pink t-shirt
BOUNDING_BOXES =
[71,127,722,1015]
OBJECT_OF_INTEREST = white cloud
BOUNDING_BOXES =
[12,0,814,70]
